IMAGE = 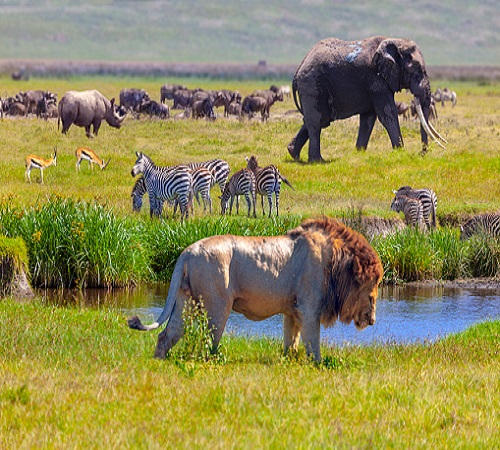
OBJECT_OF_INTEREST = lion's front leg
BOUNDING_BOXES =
[283,314,301,356]
[300,315,321,361]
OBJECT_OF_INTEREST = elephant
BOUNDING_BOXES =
[58,90,126,138]
[287,36,447,162]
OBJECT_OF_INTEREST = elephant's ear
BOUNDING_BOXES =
[373,39,402,92]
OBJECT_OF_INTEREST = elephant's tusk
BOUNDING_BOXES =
[427,119,448,144]
[415,99,446,150]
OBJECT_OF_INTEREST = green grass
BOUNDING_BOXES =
[0,298,498,448]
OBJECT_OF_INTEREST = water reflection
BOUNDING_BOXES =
[39,284,500,346]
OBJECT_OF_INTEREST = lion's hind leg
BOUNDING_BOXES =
[154,298,185,358]
[283,314,301,356]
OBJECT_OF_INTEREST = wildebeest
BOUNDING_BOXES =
[139,100,170,119]
[58,90,126,138]
[242,95,269,121]
[173,89,194,109]
[227,100,242,117]
[160,84,188,103]
[119,88,150,112]
[192,97,216,120]
[22,90,57,115]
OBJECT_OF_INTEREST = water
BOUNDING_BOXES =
[39,284,500,346]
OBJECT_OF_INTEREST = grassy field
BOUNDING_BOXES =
[0,298,499,448]
[1,75,499,219]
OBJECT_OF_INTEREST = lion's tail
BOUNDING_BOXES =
[127,253,188,331]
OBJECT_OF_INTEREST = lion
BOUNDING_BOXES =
[128,217,383,361]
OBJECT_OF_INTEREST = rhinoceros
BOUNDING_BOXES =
[58,90,126,138]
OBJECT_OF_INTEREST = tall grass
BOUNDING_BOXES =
[0,196,149,288]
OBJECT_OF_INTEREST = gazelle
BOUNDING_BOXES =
[25,148,57,184]
[75,147,110,172]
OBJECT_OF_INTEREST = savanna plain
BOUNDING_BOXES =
[1,75,500,448]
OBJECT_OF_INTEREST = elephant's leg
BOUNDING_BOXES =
[283,314,301,355]
[356,112,377,150]
[307,127,323,163]
[374,101,404,148]
[287,124,309,160]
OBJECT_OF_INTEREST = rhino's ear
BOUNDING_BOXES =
[110,97,116,106]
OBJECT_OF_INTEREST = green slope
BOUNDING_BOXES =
[0,0,498,65]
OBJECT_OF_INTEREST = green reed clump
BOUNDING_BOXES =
[466,234,500,277]
[374,228,439,283]
[142,215,301,281]
[0,196,149,288]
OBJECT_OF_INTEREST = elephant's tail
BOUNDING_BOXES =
[292,77,302,115]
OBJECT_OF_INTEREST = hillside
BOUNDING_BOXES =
[0,0,499,67]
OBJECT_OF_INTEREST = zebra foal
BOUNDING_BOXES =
[245,155,294,217]
[393,186,437,229]
[460,213,500,240]
[391,195,425,229]
[220,168,256,217]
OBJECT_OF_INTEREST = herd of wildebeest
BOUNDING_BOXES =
[3,80,497,240]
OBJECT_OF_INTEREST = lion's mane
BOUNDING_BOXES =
[288,217,383,327]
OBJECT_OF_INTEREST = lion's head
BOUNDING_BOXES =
[290,217,383,329]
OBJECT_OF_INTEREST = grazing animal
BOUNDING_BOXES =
[131,152,192,220]
[279,85,291,99]
[192,97,216,120]
[58,90,126,138]
[245,155,294,217]
[460,213,500,240]
[393,186,437,229]
[132,159,230,214]
[160,84,188,103]
[220,168,256,217]
[139,100,170,119]
[75,147,110,172]
[390,195,425,229]
[395,101,410,120]
[127,217,383,361]
[227,100,242,117]
[433,87,457,107]
[187,159,230,193]
[241,95,269,121]
[25,148,57,184]
[119,88,150,112]
[185,166,214,214]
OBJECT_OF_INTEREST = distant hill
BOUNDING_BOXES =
[0,0,498,67]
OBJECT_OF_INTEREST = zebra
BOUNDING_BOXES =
[187,159,230,193]
[245,155,294,217]
[393,186,437,229]
[131,152,192,220]
[460,213,500,240]
[220,168,256,217]
[390,195,425,229]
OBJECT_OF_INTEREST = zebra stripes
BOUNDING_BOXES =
[391,195,425,228]
[245,155,293,217]
[187,159,230,193]
[131,152,192,220]
[220,168,256,217]
[460,213,500,240]
[132,159,229,216]
[393,186,437,229]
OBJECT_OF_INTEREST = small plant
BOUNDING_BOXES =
[171,296,226,364]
